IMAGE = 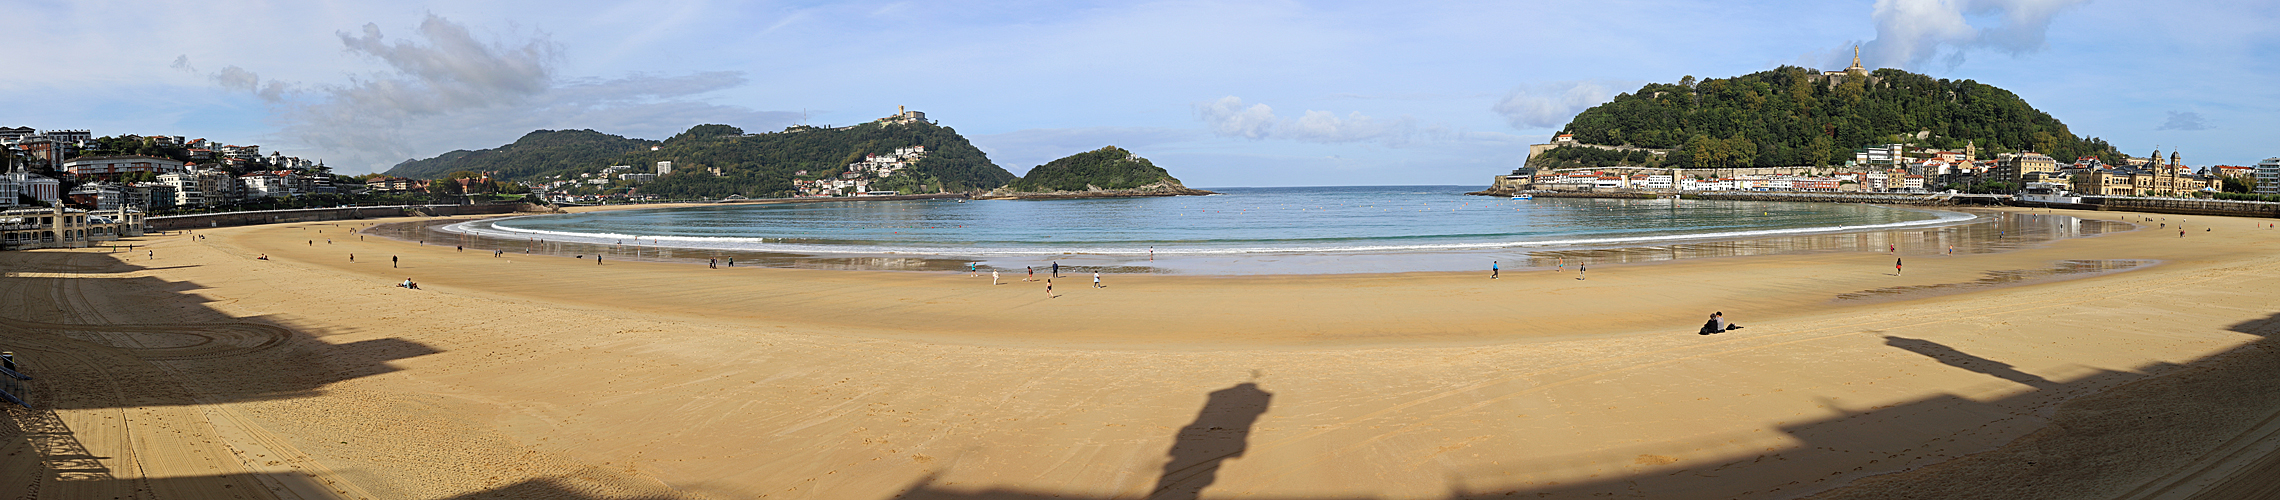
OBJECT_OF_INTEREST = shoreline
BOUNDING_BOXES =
[4,205,2276,498]
[395,205,2116,276]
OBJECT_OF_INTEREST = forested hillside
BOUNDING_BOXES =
[381,120,1017,198]
[382,129,657,180]
[1540,67,2127,169]
[1007,146,1181,192]
[626,121,1014,198]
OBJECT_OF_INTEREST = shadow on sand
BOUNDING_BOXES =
[0,247,444,496]
[7,247,2278,499]
[886,318,2279,499]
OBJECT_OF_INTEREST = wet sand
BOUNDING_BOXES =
[2,207,2277,499]
[405,205,2126,275]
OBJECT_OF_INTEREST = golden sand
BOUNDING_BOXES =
[2,206,2276,499]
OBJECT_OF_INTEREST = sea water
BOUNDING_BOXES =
[426,186,2028,274]
[460,186,1963,255]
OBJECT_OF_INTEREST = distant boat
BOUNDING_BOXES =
[1510,194,1533,200]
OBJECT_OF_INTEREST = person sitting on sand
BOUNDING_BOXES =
[398,278,420,290]
[1699,311,1742,335]
[258,254,268,260]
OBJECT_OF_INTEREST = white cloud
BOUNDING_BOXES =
[1489,81,1621,130]
[1197,96,1278,140]
[1856,0,2090,70]
[2156,111,2211,131]
[205,14,802,173]
[1195,96,1414,146]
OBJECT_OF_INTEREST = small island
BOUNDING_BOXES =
[975,146,1215,200]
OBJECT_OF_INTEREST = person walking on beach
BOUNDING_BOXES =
[391,255,398,268]
[1052,262,1061,278]
[969,262,978,277]
[992,270,1001,285]
[1577,263,1586,280]
[1093,271,1102,288]
[709,258,718,269]
[1045,279,1054,298]
[726,257,733,267]
[1491,260,1499,279]
[350,254,355,263]
[1895,257,1904,276]
[1025,266,1035,281]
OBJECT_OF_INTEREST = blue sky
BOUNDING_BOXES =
[3,1,2272,186]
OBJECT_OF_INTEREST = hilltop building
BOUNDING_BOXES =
[1821,46,1874,85]
[881,106,928,125]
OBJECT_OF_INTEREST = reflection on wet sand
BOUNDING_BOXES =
[365,209,2133,275]
[1835,259,2153,303]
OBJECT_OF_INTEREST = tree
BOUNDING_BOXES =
[1725,133,1758,168]
[427,179,462,197]
[2222,176,2257,194]
[1804,135,1835,166]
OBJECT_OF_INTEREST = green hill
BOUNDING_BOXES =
[626,121,1015,198]
[1007,146,1183,192]
[1536,67,2127,170]
[382,129,656,180]
[382,119,1018,198]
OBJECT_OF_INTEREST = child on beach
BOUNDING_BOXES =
[1491,260,1499,279]
[993,270,1001,285]
[1025,266,1035,281]
[1093,272,1102,288]
[1577,263,1586,280]
[1045,279,1054,297]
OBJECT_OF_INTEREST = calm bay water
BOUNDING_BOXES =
[457,186,1965,257]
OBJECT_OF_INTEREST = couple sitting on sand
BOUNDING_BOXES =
[1698,311,1741,335]
[397,278,422,290]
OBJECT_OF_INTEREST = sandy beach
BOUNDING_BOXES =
[3,206,2278,499]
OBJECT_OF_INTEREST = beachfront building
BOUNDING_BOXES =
[0,206,95,249]
[62,155,187,180]
[1990,153,2059,187]
[240,172,292,198]
[2258,158,2280,195]
[3,168,61,205]
[196,169,244,204]
[66,183,122,211]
